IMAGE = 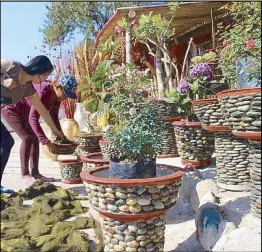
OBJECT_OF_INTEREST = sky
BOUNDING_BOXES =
[1,2,84,65]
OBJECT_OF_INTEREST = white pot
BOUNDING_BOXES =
[74,103,87,132]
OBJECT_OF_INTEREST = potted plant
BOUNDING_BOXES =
[103,105,163,179]
[168,77,215,167]
[80,105,185,252]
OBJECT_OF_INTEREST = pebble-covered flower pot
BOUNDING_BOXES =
[217,88,261,133]
[81,165,184,252]
[157,117,180,158]
[172,121,215,167]
[192,98,230,128]
[59,160,83,184]
[81,152,109,171]
[215,131,251,191]
[99,140,117,160]
[75,133,102,156]
[249,140,261,219]
[150,99,183,117]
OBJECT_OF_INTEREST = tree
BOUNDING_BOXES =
[41,2,161,47]
[133,3,180,95]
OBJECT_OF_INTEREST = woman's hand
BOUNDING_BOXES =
[46,142,67,154]
[53,131,67,142]
[2,78,17,89]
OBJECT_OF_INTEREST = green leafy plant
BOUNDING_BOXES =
[104,105,164,163]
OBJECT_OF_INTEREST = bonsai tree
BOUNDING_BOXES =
[103,104,164,179]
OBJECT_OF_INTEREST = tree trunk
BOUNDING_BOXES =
[125,28,132,64]
[155,46,164,96]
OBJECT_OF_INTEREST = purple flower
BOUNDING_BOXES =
[189,63,213,80]
[177,80,191,94]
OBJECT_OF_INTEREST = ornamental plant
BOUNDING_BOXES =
[104,105,164,163]
[218,2,261,88]
[188,62,213,97]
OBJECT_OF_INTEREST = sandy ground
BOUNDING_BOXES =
[1,122,261,251]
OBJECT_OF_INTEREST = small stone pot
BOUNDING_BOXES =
[157,116,185,158]
[75,133,102,156]
[59,160,83,184]
[192,98,229,128]
[150,99,183,117]
[172,121,215,167]
[217,88,261,133]
[81,152,109,171]
[99,140,119,160]
[109,159,156,179]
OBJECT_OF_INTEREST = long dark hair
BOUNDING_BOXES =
[22,55,54,75]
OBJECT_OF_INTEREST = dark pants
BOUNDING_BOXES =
[1,109,40,177]
[0,120,15,181]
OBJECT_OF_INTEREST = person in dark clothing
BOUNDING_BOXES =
[2,75,78,185]
[1,56,68,194]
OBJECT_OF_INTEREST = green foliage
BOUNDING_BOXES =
[218,2,261,88]
[42,2,137,46]
[134,12,176,43]
[104,105,164,162]
[167,89,193,116]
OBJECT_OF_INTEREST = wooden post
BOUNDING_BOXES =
[211,8,216,49]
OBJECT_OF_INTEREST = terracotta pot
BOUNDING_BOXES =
[61,119,79,141]
[216,87,261,136]
[172,121,215,167]
[59,160,83,184]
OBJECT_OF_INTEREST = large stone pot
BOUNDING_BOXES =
[172,121,215,167]
[192,98,230,128]
[80,165,184,252]
[75,133,102,156]
[214,131,251,191]
[217,88,261,133]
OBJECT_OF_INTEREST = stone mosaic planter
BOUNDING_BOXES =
[81,152,109,171]
[217,88,261,132]
[157,120,178,158]
[249,140,261,219]
[59,160,83,184]
[172,121,215,167]
[99,140,119,161]
[80,165,184,251]
[101,214,166,252]
[150,99,183,117]
[75,133,102,156]
[215,131,251,191]
[192,98,229,128]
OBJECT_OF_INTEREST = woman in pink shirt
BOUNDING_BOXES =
[2,74,77,185]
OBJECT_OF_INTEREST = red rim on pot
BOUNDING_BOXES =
[80,165,184,187]
[216,87,261,99]
[172,121,201,127]
[191,98,219,105]
[232,131,261,141]
[202,125,232,132]
[81,152,109,164]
